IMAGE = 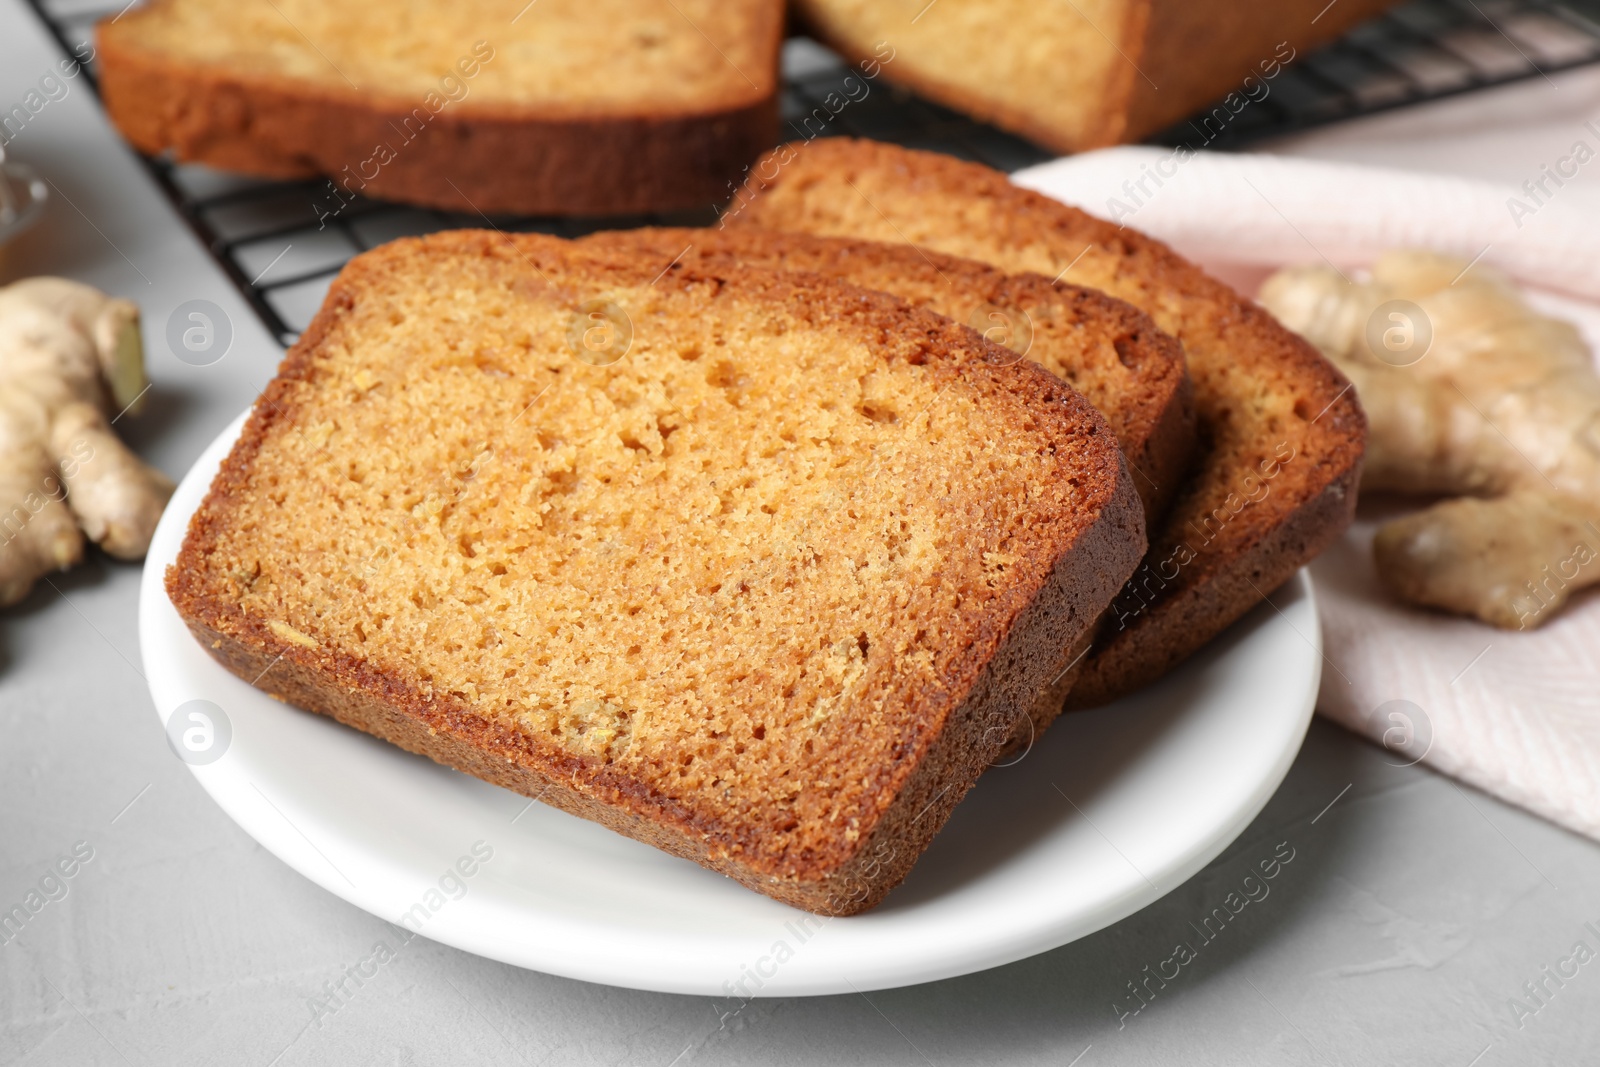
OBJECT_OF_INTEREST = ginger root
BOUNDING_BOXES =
[0,277,173,606]
[1259,250,1600,629]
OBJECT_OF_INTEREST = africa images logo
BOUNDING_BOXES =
[1112,841,1297,1028]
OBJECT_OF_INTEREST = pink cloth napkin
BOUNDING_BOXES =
[1013,148,1600,842]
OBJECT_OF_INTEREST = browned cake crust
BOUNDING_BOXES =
[582,226,1194,525]
[727,138,1365,707]
[95,6,781,217]
[166,230,1145,913]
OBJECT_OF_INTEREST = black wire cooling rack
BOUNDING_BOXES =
[22,0,1600,346]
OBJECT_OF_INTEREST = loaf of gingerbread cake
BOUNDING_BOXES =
[98,0,783,216]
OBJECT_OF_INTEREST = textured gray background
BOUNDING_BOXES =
[3,2,1600,1063]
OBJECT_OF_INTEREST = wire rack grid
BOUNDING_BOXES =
[19,0,1600,346]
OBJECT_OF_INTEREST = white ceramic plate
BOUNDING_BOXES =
[142,410,1320,997]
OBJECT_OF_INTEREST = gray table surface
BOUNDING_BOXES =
[3,3,1600,1063]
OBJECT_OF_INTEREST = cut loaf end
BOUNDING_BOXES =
[795,0,1401,153]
